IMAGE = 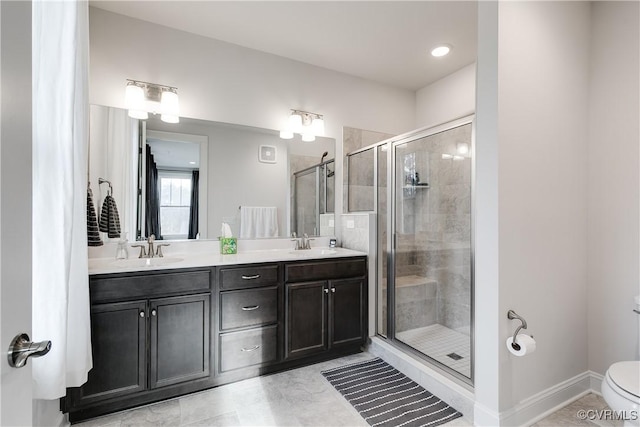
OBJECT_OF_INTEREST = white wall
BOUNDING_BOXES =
[497,0,590,410]
[476,2,593,424]
[415,63,476,129]
[587,1,640,375]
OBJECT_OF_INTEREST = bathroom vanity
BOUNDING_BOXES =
[62,249,367,423]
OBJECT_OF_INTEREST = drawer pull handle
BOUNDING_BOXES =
[241,274,261,280]
[241,345,260,352]
[242,305,260,311]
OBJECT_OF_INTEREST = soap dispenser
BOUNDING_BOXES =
[116,233,129,259]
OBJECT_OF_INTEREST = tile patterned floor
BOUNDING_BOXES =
[75,352,470,427]
[75,353,615,427]
[396,324,471,377]
[532,393,622,427]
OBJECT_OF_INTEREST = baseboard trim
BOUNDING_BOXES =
[500,371,605,426]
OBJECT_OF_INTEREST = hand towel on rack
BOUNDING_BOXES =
[99,194,121,238]
[87,187,103,246]
[239,206,279,239]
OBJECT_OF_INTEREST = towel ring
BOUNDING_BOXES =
[98,178,113,196]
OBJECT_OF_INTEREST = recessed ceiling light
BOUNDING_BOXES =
[431,45,452,57]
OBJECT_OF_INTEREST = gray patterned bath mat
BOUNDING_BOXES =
[322,357,462,427]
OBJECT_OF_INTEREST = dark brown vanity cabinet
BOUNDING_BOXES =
[65,256,367,423]
[64,268,213,422]
[284,258,367,360]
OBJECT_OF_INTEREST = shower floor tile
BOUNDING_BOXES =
[396,323,471,378]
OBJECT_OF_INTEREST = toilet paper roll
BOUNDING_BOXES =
[506,334,536,356]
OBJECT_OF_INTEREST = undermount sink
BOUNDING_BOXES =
[288,248,337,256]
[109,257,184,268]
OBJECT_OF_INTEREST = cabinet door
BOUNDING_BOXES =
[285,281,328,359]
[150,294,210,389]
[75,300,147,404]
[329,278,366,347]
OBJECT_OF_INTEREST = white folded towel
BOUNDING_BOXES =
[239,206,278,239]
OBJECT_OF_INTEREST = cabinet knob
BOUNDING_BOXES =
[331,288,336,293]
[139,311,145,318]
[324,288,329,294]
[151,309,157,316]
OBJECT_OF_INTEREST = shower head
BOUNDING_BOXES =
[321,151,328,163]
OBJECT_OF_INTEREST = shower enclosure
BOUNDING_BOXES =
[292,159,335,236]
[347,117,474,382]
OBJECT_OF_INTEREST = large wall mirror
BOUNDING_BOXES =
[89,105,335,241]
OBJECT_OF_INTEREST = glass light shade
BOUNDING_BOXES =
[311,116,325,136]
[160,89,179,116]
[289,112,303,133]
[128,109,149,120]
[161,114,180,124]
[125,83,145,109]
[301,132,316,142]
[279,130,294,139]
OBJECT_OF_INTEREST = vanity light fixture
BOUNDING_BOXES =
[431,44,452,57]
[280,109,325,142]
[125,79,180,124]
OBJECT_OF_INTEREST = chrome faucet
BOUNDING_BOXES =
[291,232,300,250]
[131,235,170,258]
[301,233,315,250]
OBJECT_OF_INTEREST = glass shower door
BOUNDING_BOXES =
[392,123,473,379]
[294,167,319,236]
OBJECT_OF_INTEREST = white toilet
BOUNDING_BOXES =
[601,296,640,427]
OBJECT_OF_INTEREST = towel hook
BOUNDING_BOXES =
[507,310,528,350]
[98,178,113,196]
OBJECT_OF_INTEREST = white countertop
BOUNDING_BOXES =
[89,247,367,275]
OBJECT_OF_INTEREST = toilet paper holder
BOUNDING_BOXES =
[507,310,530,351]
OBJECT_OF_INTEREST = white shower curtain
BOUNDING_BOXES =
[32,1,92,399]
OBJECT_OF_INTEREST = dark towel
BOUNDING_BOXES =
[99,195,121,238]
[87,188,103,246]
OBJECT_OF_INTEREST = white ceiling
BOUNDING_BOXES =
[147,138,200,169]
[89,1,478,91]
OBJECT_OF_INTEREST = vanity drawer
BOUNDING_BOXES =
[90,269,212,303]
[219,264,279,290]
[220,287,278,331]
[284,258,366,283]
[219,325,278,372]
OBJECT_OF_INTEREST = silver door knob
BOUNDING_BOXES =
[7,333,51,368]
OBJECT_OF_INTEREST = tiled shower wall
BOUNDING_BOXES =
[343,127,393,212]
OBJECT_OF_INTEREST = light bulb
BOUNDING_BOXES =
[279,130,294,139]
[301,132,315,142]
[289,112,303,133]
[128,109,149,120]
[457,142,469,155]
[431,45,452,57]
[161,114,179,124]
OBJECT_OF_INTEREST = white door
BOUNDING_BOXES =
[1,2,35,425]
